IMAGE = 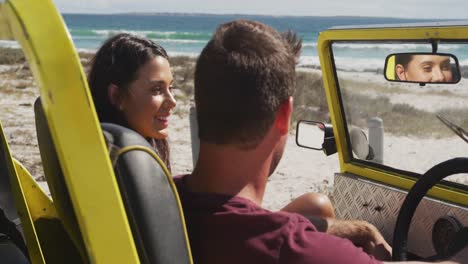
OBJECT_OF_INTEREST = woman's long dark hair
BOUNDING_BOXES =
[88,33,172,172]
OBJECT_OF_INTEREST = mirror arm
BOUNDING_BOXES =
[322,137,337,156]
[431,39,439,53]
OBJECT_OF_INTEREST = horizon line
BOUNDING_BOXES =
[59,12,466,21]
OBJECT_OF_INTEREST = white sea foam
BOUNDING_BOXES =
[334,57,385,71]
[299,55,384,72]
[78,30,208,45]
[302,43,318,48]
[92,29,151,37]
[167,51,199,58]
[153,38,205,44]
[298,56,321,67]
[0,40,20,49]
[91,29,204,37]
[300,42,463,51]
[332,43,463,51]
[76,48,98,53]
[458,58,468,66]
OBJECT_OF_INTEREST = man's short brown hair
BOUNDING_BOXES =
[194,20,302,148]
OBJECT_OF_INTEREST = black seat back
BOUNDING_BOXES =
[0,234,29,264]
[102,123,192,264]
[35,96,192,263]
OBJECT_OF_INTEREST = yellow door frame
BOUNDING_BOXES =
[0,0,140,262]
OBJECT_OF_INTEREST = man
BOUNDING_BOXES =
[175,20,466,264]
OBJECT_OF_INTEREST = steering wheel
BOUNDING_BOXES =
[392,157,468,261]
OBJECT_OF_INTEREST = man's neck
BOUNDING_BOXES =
[186,142,275,206]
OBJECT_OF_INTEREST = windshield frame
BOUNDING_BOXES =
[332,39,468,192]
[317,26,468,206]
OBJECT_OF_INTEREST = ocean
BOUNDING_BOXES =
[3,14,468,70]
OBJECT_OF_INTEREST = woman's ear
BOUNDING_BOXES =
[395,64,407,81]
[107,83,123,110]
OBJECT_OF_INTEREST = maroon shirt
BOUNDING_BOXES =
[175,175,382,264]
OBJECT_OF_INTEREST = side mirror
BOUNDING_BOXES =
[296,120,337,156]
[384,53,461,84]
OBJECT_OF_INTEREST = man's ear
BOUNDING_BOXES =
[107,83,123,110]
[395,64,407,81]
[275,96,293,136]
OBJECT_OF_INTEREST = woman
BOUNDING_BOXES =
[88,33,176,171]
[395,53,454,83]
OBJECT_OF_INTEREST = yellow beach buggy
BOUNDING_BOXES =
[0,0,466,262]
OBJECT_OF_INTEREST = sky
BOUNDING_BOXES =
[53,0,468,19]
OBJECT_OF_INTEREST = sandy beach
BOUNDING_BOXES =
[0,53,339,211]
[1,49,467,213]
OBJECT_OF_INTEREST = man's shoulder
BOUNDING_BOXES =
[174,174,310,223]
[173,174,189,193]
[173,174,187,182]
[173,175,380,264]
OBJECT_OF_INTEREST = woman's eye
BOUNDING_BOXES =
[151,87,163,94]
[422,66,432,72]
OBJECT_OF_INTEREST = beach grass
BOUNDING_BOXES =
[341,88,468,138]
[291,71,329,127]
[170,56,196,100]
[1,47,466,140]
[0,47,25,64]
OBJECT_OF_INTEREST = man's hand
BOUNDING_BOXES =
[327,219,392,261]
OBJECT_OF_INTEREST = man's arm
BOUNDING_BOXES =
[327,218,392,261]
[306,216,468,263]
[306,216,391,260]
[326,218,467,264]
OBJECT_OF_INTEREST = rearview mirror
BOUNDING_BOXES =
[296,120,337,156]
[384,53,461,84]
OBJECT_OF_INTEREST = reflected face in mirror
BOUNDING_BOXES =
[395,54,453,82]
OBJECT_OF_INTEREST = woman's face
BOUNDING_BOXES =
[396,55,453,82]
[119,56,176,139]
